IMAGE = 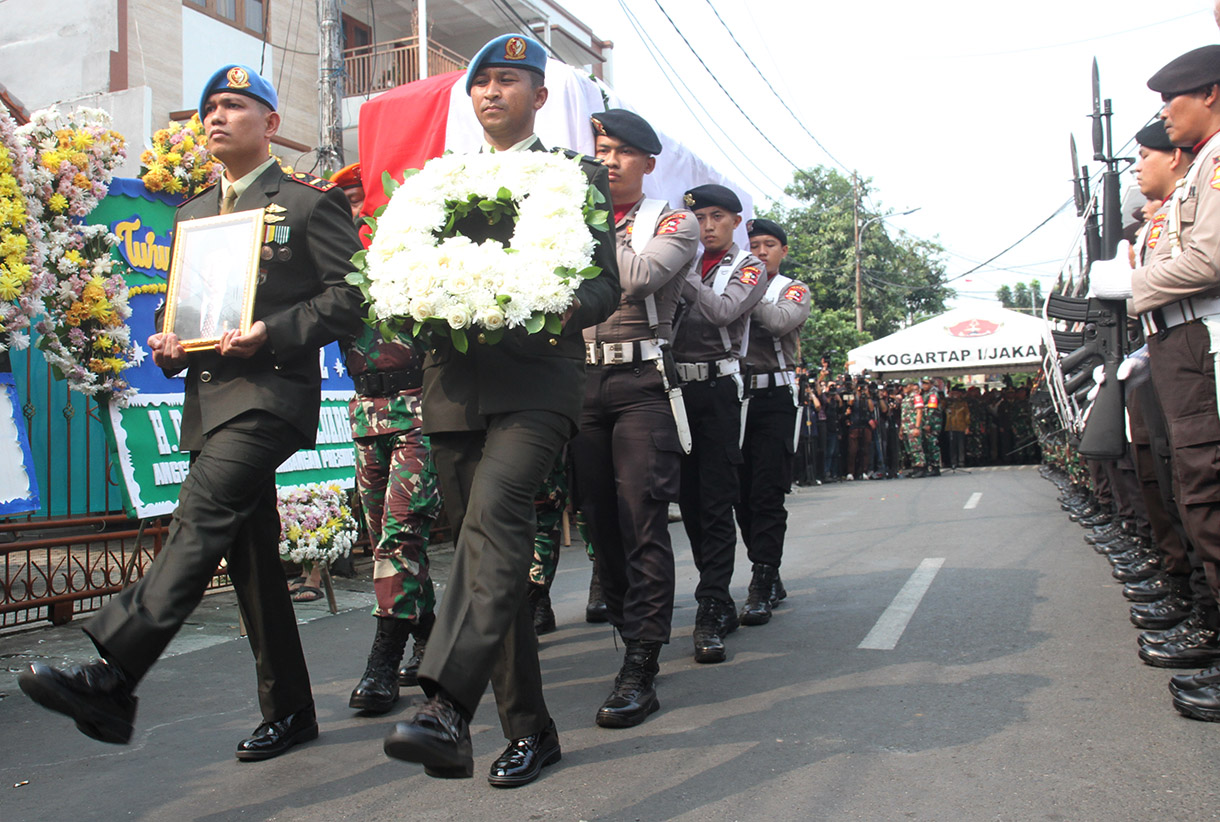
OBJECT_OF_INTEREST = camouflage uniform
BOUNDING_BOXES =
[900,387,925,469]
[529,455,569,588]
[921,386,943,471]
[347,324,441,621]
[965,392,988,465]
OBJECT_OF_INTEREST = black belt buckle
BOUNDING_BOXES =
[1151,307,1167,335]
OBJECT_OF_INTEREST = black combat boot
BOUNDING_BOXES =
[399,612,435,687]
[740,564,780,626]
[692,597,738,663]
[528,582,556,635]
[596,640,663,728]
[586,564,609,623]
[350,617,413,713]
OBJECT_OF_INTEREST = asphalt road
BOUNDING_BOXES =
[3,465,1219,821]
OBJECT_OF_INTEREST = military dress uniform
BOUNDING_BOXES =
[673,185,767,662]
[733,247,810,625]
[921,382,943,474]
[87,158,364,733]
[413,135,620,744]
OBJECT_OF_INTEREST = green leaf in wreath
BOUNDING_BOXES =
[586,209,609,231]
[577,265,602,279]
[382,171,400,198]
[451,327,469,354]
[345,271,365,287]
[482,327,504,345]
[525,312,545,334]
[351,249,367,268]
[362,215,378,231]
[544,313,562,334]
[412,320,424,337]
[497,187,512,201]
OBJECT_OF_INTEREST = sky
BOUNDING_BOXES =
[555,0,1217,309]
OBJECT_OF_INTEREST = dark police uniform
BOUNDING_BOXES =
[572,193,697,645]
[673,185,766,660]
[734,219,810,624]
[86,159,365,726]
[417,135,620,741]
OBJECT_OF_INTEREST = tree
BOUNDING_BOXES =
[995,280,1045,314]
[758,167,952,341]
[798,307,869,377]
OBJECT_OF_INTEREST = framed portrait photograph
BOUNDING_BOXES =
[163,209,266,352]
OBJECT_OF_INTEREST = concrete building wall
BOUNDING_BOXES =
[0,0,117,110]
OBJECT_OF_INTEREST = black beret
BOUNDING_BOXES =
[1148,45,1220,94]
[747,217,787,246]
[683,184,742,213]
[1135,120,1175,151]
[591,109,662,155]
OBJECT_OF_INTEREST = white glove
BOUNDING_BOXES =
[1116,344,1150,389]
[1084,344,1149,402]
[1088,241,1134,300]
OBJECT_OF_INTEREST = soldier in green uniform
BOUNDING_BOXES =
[900,380,926,477]
[920,376,943,476]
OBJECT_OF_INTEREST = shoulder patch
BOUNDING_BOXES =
[180,181,218,206]
[739,265,760,286]
[782,283,807,302]
[291,172,336,192]
[657,213,687,235]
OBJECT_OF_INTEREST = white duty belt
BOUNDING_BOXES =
[1140,294,1220,335]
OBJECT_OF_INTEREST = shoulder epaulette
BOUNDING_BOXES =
[180,181,218,206]
[289,171,336,192]
[558,147,603,167]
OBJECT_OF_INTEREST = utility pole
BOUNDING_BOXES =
[418,0,429,80]
[853,172,862,332]
[317,0,344,174]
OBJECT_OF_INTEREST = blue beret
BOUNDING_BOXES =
[747,218,787,246]
[198,64,278,115]
[465,34,547,95]
[591,109,662,155]
[1148,45,1220,94]
[683,184,742,214]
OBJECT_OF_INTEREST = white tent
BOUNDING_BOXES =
[847,305,1044,379]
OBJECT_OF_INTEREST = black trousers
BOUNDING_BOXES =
[85,411,311,722]
[422,410,571,739]
[571,365,680,643]
[734,387,796,569]
[678,377,742,604]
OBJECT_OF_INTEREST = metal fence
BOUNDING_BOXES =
[343,37,467,97]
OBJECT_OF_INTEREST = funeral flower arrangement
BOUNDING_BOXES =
[0,107,47,354]
[139,114,221,198]
[277,482,359,570]
[19,106,135,403]
[350,151,606,352]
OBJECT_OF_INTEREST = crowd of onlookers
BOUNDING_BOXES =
[790,363,1040,486]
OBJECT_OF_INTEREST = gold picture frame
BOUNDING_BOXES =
[163,209,267,352]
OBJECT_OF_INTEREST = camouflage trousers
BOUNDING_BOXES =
[354,427,442,620]
[530,455,569,588]
[902,431,925,468]
[922,427,942,470]
[966,431,986,463]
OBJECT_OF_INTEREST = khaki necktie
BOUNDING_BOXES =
[221,187,238,215]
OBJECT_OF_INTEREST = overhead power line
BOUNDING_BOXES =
[698,0,849,174]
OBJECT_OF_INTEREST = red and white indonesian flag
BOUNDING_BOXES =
[357,59,753,246]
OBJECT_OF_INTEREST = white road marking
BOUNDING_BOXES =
[964,492,982,510]
[858,558,946,650]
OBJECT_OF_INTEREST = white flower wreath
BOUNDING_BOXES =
[351,150,607,352]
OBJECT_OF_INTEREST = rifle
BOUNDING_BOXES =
[1042,59,1132,459]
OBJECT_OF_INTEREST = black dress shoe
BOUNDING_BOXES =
[1124,573,1185,603]
[1138,629,1220,669]
[384,694,473,778]
[236,703,319,761]
[1130,595,1194,630]
[1169,664,1220,695]
[1172,683,1220,721]
[487,719,561,788]
[1112,556,1160,582]
[18,659,137,744]
[1138,613,1205,647]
